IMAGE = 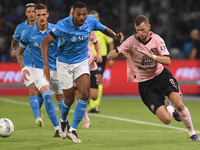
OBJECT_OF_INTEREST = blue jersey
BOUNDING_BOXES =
[51,15,105,64]
[20,23,57,70]
[12,20,33,67]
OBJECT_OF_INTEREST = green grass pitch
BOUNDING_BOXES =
[0,96,200,150]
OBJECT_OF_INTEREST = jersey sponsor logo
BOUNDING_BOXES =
[70,31,74,34]
[78,33,90,41]
[52,28,56,32]
[87,27,91,32]
[141,56,153,66]
[31,37,36,39]
[138,66,156,70]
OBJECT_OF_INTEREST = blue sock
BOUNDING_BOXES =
[61,100,71,121]
[29,96,40,119]
[42,90,59,127]
[37,93,44,109]
[71,99,89,129]
[56,98,64,112]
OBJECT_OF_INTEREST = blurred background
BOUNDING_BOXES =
[1,0,200,96]
[1,0,200,62]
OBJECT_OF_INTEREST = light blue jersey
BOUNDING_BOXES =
[20,23,57,70]
[51,15,105,64]
[13,20,33,67]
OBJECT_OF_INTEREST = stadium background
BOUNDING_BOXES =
[1,0,200,96]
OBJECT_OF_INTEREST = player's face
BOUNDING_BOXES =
[134,22,150,42]
[91,13,100,21]
[35,9,49,26]
[73,7,88,27]
[25,7,35,22]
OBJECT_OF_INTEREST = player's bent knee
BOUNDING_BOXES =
[174,103,185,112]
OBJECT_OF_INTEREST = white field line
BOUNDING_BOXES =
[0,97,200,133]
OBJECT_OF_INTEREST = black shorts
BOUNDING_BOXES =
[74,70,98,91]
[96,56,107,75]
[90,70,98,89]
[138,68,180,114]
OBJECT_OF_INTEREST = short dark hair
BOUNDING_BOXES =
[26,3,35,9]
[89,10,98,15]
[35,3,48,11]
[134,15,149,26]
[73,2,87,10]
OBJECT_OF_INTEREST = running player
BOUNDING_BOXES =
[41,2,124,143]
[69,7,102,128]
[11,3,44,127]
[107,15,200,141]
[17,3,66,137]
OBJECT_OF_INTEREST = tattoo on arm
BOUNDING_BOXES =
[11,39,18,52]
[16,46,25,69]
[102,27,116,39]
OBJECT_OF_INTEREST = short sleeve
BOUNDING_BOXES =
[117,38,130,53]
[19,28,29,48]
[91,15,105,32]
[52,20,66,38]
[12,25,22,41]
[156,36,170,56]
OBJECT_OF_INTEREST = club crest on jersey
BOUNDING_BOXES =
[52,28,56,32]
[71,36,77,42]
[150,48,157,53]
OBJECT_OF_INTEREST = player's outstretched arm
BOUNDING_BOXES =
[102,27,124,43]
[41,33,55,81]
[107,49,119,60]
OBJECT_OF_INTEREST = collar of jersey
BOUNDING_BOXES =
[33,22,51,31]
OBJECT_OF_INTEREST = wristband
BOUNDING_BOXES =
[21,67,27,72]
[152,54,157,60]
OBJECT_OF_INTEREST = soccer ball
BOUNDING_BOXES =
[0,118,14,138]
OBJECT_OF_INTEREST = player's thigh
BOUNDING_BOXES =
[156,105,171,124]
[139,82,165,115]
[74,59,90,94]
[56,60,74,89]
[49,70,63,95]
[24,66,34,87]
[31,68,49,92]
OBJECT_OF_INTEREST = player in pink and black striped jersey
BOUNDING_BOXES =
[107,15,199,141]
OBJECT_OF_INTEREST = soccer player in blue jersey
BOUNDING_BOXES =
[41,2,124,143]
[16,3,67,137]
[11,3,44,127]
